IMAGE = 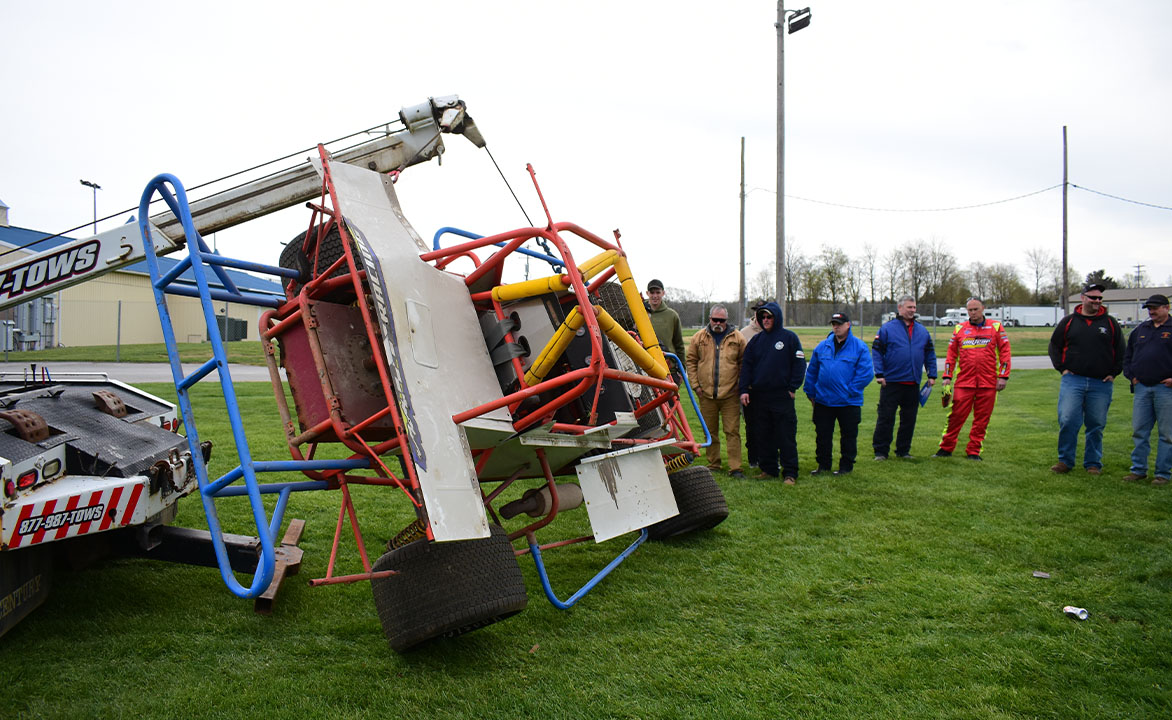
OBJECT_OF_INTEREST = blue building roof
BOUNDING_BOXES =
[0,221,285,297]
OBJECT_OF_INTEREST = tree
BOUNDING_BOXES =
[1023,247,1057,303]
[817,246,849,304]
[899,240,931,301]
[1084,269,1119,290]
[984,264,1030,306]
[749,262,775,305]
[922,237,960,305]
[845,257,866,305]
[783,241,805,304]
[863,243,879,303]
[883,249,903,302]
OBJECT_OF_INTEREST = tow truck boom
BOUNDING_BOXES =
[0,96,484,312]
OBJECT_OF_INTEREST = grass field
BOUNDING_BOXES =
[5,371,1171,719]
[0,325,1053,369]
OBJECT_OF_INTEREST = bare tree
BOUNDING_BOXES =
[818,246,849,304]
[923,237,959,304]
[1023,247,1057,302]
[863,243,879,303]
[900,240,931,301]
[968,262,991,302]
[984,263,1030,306]
[845,257,865,305]
[883,248,904,302]
[783,241,805,304]
[749,262,775,304]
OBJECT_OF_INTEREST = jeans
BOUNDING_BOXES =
[1056,373,1114,469]
[1130,382,1172,480]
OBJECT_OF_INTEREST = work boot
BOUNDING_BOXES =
[933,450,952,458]
[1121,473,1148,483]
[1086,466,1102,476]
[783,476,796,486]
[1050,462,1071,474]
[810,467,831,476]
[966,454,982,461]
[729,470,745,480]
[1153,477,1169,486]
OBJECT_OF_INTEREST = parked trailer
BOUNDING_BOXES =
[986,306,1063,326]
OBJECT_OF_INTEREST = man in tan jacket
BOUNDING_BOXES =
[686,304,748,478]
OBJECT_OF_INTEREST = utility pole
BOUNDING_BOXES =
[1061,127,1068,313]
[776,5,811,317]
[739,137,747,327]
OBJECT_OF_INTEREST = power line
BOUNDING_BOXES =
[1071,184,1172,211]
[763,184,1064,212]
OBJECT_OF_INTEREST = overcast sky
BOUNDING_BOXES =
[3,0,1170,304]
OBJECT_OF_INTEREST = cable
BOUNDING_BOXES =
[1,117,408,259]
[485,146,533,227]
[1071,184,1172,211]
[756,184,1063,212]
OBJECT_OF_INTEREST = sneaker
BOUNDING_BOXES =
[874,454,888,461]
[833,468,853,476]
[896,453,914,459]
[810,467,831,476]
[783,476,797,486]
[1122,473,1148,483]
[1153,477,1170,486]
[1050,462,1071,473]
[1086,467,1102,476]
[933,450,952,458]
[748,462,758,469]
[729,470,745,480]
[966,454,982,461]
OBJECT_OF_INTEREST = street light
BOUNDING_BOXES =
[776,5,811,316]
[79,179,101,235]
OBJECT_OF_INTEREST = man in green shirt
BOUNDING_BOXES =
[645,278,686,361]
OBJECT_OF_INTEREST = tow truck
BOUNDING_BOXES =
[0,96,728,650]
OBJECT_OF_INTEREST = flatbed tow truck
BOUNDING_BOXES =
[0,96,727,650]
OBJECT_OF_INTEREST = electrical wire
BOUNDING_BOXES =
[1071,184,1172,211]
[756,184,1064,212]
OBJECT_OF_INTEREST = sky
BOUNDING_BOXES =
[2,0,1170,304]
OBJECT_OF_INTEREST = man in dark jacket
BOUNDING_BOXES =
[1048,282,1125,475]
[1122,294,1172,485]
[805,312,874,476]
[870,295,937,460]
[739,301,806,484]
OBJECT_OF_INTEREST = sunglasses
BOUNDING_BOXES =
[1084,295,1103,301]
[710,317,728,323]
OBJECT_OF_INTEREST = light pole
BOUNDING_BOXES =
[776,5,811,316]
[79,179,101,235]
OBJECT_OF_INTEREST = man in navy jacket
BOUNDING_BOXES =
[871,296,937,460]
[739,301,806,483]
[805,313,874,476]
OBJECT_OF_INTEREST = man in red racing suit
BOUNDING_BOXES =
[935,297,1011,459]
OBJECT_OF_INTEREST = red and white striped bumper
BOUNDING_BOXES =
[2,476,148,549]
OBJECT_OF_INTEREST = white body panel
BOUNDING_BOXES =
[316,159,515,542]
[575,440,679,543]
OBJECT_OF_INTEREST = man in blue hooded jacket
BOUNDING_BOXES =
[739,301,806,483]
[805,312,874,476]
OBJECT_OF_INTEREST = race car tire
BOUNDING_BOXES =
[371,524,527,653]
[647,465,729,540]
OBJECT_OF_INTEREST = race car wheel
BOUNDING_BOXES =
[647,466,729,540]
[279,224,364,298]
[371,524,527,653]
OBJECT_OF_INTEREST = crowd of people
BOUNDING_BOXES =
[662,278,1172,486]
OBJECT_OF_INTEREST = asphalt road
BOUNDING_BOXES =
[0,361,279,383]
[0,357,1052,385]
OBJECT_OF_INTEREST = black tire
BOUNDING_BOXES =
[370,524,527,653]
[279,225,364,297]
[647,466,729,540]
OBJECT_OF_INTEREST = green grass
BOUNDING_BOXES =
[5,373,1171,719]
[1,326,1052,368]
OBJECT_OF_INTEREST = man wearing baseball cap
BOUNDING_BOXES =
[804,312,874,476]
[1048,282,1125,476]
[644,279,686,360]
[1122,293,1172,485]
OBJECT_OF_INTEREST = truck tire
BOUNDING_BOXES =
[647,466,729,540]
[370,524,527,653]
